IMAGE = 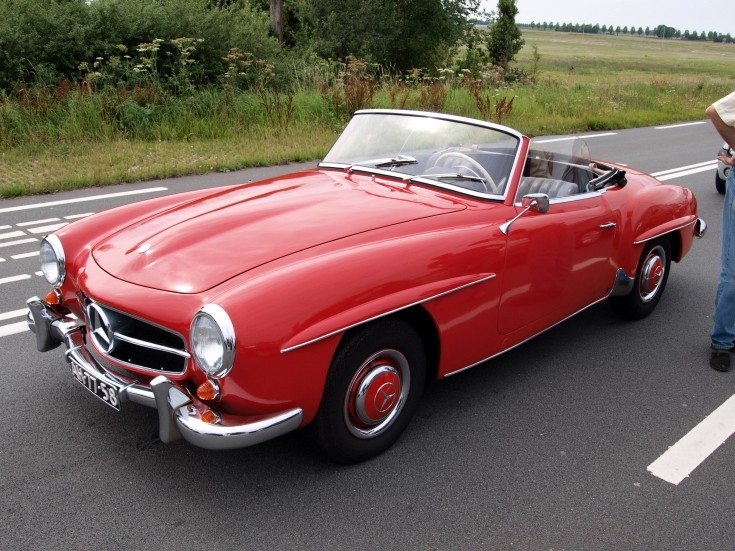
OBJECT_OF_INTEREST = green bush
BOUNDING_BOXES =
[0,0,284,90]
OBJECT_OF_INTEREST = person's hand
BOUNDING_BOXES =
[718,151,735,166]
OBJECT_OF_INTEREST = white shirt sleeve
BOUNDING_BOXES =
[712,91,735,126]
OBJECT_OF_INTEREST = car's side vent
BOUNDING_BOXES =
[85,302,189,373]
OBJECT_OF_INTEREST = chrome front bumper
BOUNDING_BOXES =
[26,296,303,451]
[695,217,707,239]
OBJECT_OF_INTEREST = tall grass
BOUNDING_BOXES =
[2,29,735,198]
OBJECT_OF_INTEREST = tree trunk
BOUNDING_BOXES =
[270,0,283,43]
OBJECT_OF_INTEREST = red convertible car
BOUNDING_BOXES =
[27,110,705,463]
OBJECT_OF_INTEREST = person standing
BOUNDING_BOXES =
[705,92,735,371]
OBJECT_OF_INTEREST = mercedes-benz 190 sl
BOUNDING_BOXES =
[27,109,706,463]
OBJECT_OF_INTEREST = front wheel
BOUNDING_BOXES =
[314,319,426,464]
[609,238,671,320]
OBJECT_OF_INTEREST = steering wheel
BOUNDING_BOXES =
[433,151,498,193]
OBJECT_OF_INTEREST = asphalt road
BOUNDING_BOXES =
[1,121,733,550]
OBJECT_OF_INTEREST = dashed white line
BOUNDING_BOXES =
[648,394,735,485]
[65,213,94,220]
[0,238,37,249]
[0,274,32,285]
[0,231,26,240]
[0,187,168,214]
[26,223,68,234]
[16,218,60,227]
[0,321,29,338]
[11,251,39,260]
[0,309,28,321]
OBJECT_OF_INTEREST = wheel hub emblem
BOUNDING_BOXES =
[352,365,402,425]
[373,382,398,413]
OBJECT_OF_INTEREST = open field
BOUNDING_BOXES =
[2,29,734,198]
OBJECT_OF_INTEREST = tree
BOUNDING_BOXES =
[486,0,524,69]
[295,0,480,72]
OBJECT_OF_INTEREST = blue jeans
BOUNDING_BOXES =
[711,168,735,350]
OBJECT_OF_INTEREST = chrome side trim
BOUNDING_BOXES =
[281,273,497,353]
[633,218,698,245]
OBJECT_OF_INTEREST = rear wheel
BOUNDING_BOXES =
[314,319,426,464]
[609,238,671,320]
[716,172,727,194]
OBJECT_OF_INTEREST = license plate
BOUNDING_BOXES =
[70,359,121,411]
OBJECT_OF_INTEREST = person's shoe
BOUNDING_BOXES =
[710,349,731,372]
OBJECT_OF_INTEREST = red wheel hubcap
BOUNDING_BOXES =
[344,349,410,439]
[640,249,665,302]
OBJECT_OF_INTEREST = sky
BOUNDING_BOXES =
[481,0,735,36]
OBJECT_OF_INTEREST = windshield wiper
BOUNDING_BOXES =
[428,173,487,183]
[373,155,418,168]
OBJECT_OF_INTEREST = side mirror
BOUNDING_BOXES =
[500,193,550,235]
[522,193,550,213]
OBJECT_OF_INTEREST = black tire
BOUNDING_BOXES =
[716,173,727,195]
[609,238,671,320]
[314,319,426,464]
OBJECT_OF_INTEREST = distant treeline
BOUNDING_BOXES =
[520,22,734,43]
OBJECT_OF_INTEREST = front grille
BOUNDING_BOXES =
[85,301,189,374]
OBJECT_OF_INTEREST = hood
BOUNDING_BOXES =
[92,170,466,293]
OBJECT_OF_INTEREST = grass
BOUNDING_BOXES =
[2,29,735,198]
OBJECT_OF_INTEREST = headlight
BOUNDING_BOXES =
[39,235,65,286]
[190,304,236,377]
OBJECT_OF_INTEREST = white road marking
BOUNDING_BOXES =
[0,238,37,249]
[655,121,707,130]
[11,251,39,260]
[26,223,68,234]
[0,309,28,321]
[534,133,617,144]
[64,213,94,220]
[0,321,29,337]
[16,218,60,227]
[0,231,26,240]
[648,394,735,485]
[0,274,32,285]
[0,187,168,214]
[653,162,717,181]
[652,160,717,176]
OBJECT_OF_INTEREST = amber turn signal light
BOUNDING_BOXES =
[196,379,220,401]
[44,289,61,306]
[200,409,221,425]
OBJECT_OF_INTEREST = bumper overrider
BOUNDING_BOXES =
[26,296,303,450]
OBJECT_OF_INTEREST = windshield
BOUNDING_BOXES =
[321,110,523,197]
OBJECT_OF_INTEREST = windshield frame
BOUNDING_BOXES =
[319,109,526,201]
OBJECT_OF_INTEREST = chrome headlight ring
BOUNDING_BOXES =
[39,234,66,286]
[190,304,236,377]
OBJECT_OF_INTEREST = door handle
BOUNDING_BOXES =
[599,222,617,230]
